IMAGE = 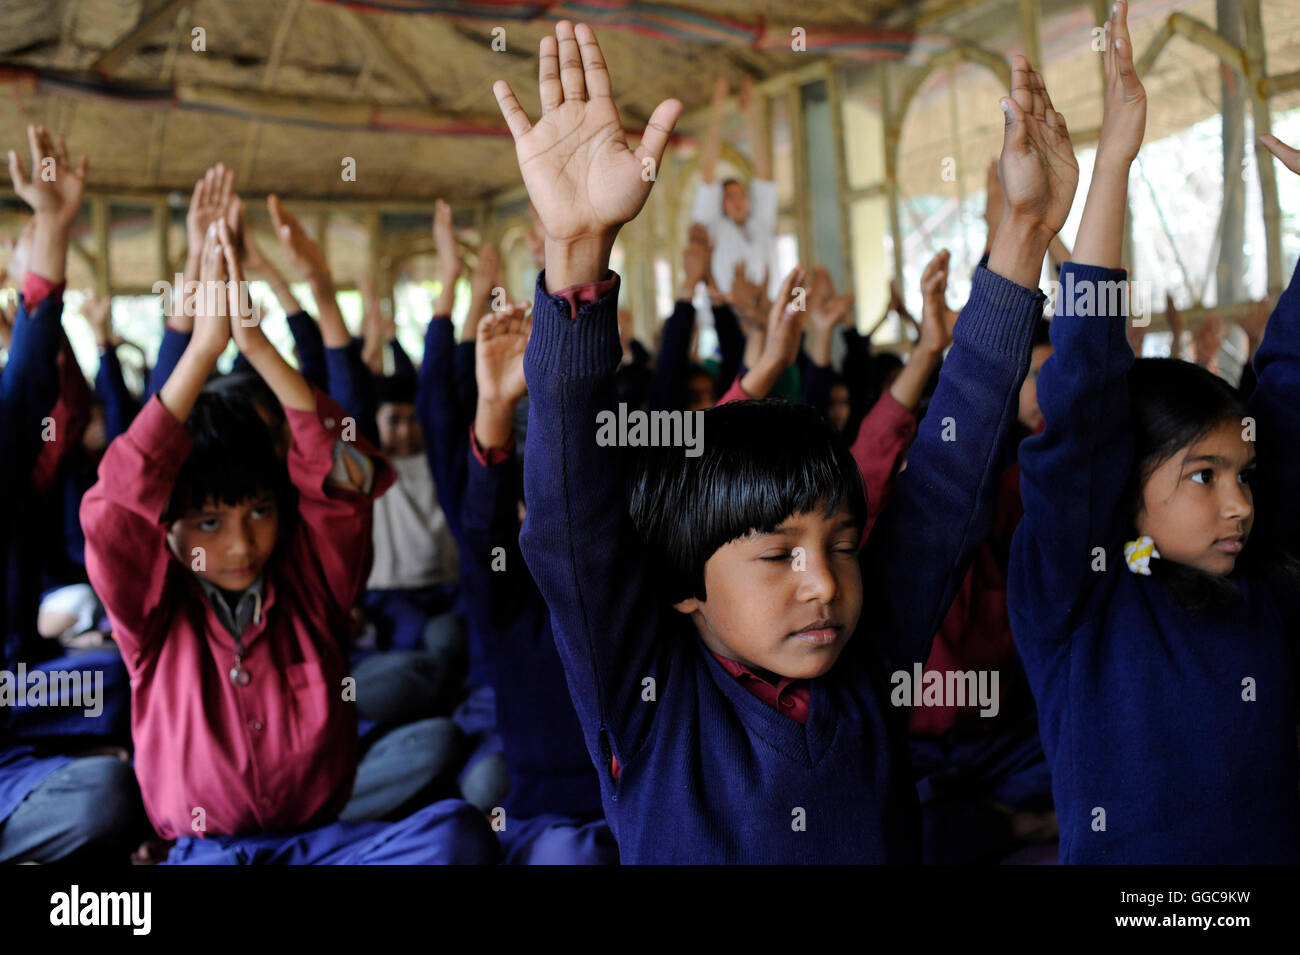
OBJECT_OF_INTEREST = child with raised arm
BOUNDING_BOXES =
[0,126,146,864]
[1009,1,1299,863]
[494,21,1072,862]
[693,76,777,294]
[80,219,496,864]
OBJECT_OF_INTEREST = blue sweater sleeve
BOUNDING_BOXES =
[645,300,696,411]
[862,265,1047,669]
[284,310,328,390]
[416,315,469,542]
[453,340,478,415]
[144,325,189,401]
[460,447,528,618]
[0,293,64,498]
[518,272,668,769]
[324,340,378,445]
[1247,257,1300,549]
[1009,262,1134,643]
[93,347,139,443]
[390,337,416,381]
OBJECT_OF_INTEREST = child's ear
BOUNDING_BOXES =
[672,596,701,615]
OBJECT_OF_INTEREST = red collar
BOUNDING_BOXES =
[711,652,810,723]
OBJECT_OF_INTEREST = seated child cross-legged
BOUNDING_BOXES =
[492,21,1075,862]
[81,219,497,864]
[1009,1,1300,864]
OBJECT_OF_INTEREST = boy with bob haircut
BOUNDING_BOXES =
[82,219,496,864]
[493,23,1076,862]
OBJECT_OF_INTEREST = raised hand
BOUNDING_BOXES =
[808,267,855,334]
[8,125,87,225]
[918,250,959,353]
[476,302,532,408]
[82,291,116,348]
[1259,134,1300,176]
[433,199,462,286]
[681,223,713,296]
[268,194,329,281]
[727,263,770,335]
[1096,0,1147,170]
[193,223,234,359]
[186,163,234,258]
[493,21,681,289]
[741,265,807,398]
[997,56,1079,237]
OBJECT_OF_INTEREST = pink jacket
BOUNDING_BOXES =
[81,390,393,840]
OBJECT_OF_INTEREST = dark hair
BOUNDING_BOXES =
[202,367,286,433]
[167,390,289,522]
[628,399,866,604]
[373,374,417,407]
[1124,358,1297,608]
[721,178,745,192]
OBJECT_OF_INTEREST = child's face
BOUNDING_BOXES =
[167,494,279,591]
[1136,419,1255,576]
[674,504,863,680]
[377,401,424,457]
[1018,343,1052,432]
[722,182,750,226]
[687,371,717,412]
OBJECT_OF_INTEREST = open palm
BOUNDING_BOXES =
[998,55,1078,234]
[476,304,532,406]
[494,22,681,247]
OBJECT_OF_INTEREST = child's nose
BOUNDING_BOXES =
[1222,482,1253,521]
[796,552,838,604]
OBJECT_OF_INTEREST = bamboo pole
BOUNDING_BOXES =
[1242,0,1283,296]
[91,197,110,298]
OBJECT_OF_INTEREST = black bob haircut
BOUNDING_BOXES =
[202,367,287,433]
[628,398,866,605]
[1123,357,1299,607]
[166,389,290,522]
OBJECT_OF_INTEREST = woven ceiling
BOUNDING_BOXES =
[0,0,959,203]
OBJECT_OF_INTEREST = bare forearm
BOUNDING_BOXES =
[169,252,201,332]
[28,215,69,285]
[158,342,220,423]
[889,343,942,410]
[309,274,350,348]
[1072,163,1128,269]
[260,263,300,316]
[239,336,315,412]
[986,217,1054,290]
[473,397,516,452]
[807,327,833,367]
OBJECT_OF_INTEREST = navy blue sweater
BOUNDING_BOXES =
[1009,261,1300,864]
[1,292,64,680]
[461,450,606,821]
[519,266,1044,863]
[418,314,605,820]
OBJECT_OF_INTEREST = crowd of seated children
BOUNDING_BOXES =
[2,5,1297,866]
